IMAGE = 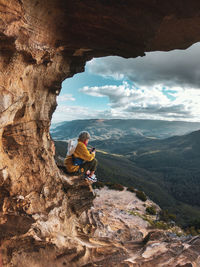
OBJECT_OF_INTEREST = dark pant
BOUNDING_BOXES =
[80,158,98,173]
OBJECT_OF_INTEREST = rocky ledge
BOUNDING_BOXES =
[1,173,200,267]
[86,187,200,267]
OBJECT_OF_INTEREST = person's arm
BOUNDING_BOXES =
[74,142,95,161]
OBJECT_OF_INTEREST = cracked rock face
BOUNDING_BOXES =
[86,188,200,267]
[1,0,200,266]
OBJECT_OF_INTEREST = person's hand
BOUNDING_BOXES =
[90,147,96,153]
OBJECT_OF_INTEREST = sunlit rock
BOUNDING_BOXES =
[1,0,200,266]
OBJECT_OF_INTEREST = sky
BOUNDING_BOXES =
[52,42,200,123]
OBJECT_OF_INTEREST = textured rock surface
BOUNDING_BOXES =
[1,0,200,266]
[86,188,200,267]
[2,182,200,267]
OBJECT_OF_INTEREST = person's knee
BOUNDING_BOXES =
[92,158,98,165]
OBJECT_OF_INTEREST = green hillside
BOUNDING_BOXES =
[54,140,200,227]
[94,130,200,227]
[127,131,200,211]
[96,151,200,227]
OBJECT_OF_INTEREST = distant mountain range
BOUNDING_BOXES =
[51,119,200,228]
[51,119,200,140]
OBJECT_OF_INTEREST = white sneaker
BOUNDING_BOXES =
[85,174,97,182]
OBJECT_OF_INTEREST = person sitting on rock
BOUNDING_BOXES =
[64,131,97,182]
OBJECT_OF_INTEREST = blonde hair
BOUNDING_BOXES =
[78,131,91,141]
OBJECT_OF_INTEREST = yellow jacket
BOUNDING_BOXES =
[64,140,95,173]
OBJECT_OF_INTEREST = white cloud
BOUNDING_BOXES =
[80,82,170,109]
[84,43,200,122]
[57,94,75,102]
[171,87,200,119]
[52,105,107,123]
[80,83,200,122]
[87,42,200,89]
[54,43,200,122]
[52,105,89,122]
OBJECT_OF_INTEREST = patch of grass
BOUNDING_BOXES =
[105,182,124,191]
[92,181,124,191]
[152,221,169,230]
[136,190,147,202]
[128,211,138,216]
[128,210,149,221]
[146,205,157,215]
[127,186,136,193]
[92,181,104,189]
[185,226,200,236]
[159,209,176,222]
[128,210,172,231]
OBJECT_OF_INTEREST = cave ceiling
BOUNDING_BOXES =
[1,0,200,67]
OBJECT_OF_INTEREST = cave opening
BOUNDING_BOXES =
[52,42,200,128]
[51,42,200,229]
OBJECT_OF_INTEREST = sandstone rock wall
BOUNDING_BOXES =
[1,0,200,266]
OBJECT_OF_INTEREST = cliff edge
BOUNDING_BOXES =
[1,172,200,266]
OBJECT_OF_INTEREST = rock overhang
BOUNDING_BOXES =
[1,1,200,266]
[2,0,200,67]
